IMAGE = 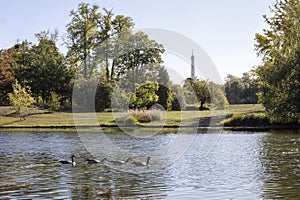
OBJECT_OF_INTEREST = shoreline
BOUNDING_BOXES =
[1,124,300,131]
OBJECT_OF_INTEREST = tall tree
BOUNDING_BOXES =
[65,3,103,79]
[255,0,300,122]
[156,66,171,110]
[14,31,74,104]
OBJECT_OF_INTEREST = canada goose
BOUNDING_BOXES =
[108,157,132,165]
[59,155,76,167]
[86,157,107,164]
[132,156,150,167]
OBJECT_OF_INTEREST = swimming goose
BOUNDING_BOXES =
[86,157,107,164]
[108,157,132,165]
[59,155,76,167]
[132,156,150,167]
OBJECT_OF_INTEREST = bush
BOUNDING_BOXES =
[116,109,163,126]
[222,113,270,126]
[8,80,35,115]
[129,109,162,123]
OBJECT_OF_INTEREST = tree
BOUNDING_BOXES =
[96,16,134,82]
[8,80,35,118]
[224,74,244,104]
[95,81,112,111]
[255,0,300,122]
[113,31,164,89]
[14,31,74,105]
[208,81,228,110]
[224,72,258,104]
[183,78,210,109]
[0,49,15,105]
[240,72,259,104]
[169,83,186,111]
[156,66,171,110]
[65,3,103,79]
[66,3,164,84]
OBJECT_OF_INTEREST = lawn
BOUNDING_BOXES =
[0,104,265,128]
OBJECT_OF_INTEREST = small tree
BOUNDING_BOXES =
[48,92,61,112]
[8,80,35,118]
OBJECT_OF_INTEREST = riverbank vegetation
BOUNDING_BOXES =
[0,0,299,128]
[0,104,264,128]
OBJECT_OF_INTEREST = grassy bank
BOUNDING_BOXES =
[0,104,265,128]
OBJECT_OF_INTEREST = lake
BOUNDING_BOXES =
[0,129,299,199]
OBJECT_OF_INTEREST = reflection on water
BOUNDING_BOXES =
[258,130,300,199]
[0,130,299,199]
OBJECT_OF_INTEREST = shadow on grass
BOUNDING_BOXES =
[0,108,53,126]
[182,115,231,127]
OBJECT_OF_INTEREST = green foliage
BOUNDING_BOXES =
[66,2,164,84]
[95,81,112,112]
[225,72,259,104]
[13,32,74,104]
[8,80,35,114]
[169,83,186,111]
[156,66,171,110]
[65,3,105,79]
[208,81,229,110]
[183,78,210,109]
[255,0,300,122]
[183,78,228,110]
[129,82,159,109]
[222,113,270,126]
[48,92,61,112]
[113,32,164,88]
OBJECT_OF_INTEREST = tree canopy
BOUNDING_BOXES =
[0,49,15,105]
[13,31,74,104]
[255,0,300,122]
[225,72,258,104]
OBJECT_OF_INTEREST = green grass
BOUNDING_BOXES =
[0,104,265,128]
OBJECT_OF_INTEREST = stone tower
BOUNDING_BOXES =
[191,50,195,78]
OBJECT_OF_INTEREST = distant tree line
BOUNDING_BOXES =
[224,72,258,104]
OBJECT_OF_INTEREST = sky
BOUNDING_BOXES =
[0,0,274,82]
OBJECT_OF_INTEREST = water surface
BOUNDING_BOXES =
[0,130,299,199]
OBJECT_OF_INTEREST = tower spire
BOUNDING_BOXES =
[191,50,195,78]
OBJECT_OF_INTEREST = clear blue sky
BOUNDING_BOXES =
[0,0,274,81]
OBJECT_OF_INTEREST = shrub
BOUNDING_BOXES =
[116,109,163,126]
[222,113,270,126]
[8,80,35,115]
[129,109,162,123]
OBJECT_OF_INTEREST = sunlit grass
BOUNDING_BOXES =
[0,104,265,128]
